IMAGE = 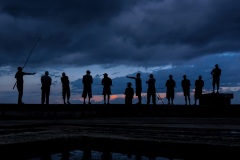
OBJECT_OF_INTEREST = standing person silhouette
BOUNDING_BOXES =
[101,73,112,104]
[181,75,191,105]
[124,82,134,105]
[211,64,221,94]
[146,74,156,105]
[126,73,142,104]
[41,71,52,104]
[14,67,36,104]
[82,70,93,104]
[194,75,204,105]
[165,75,176,105]
[61,72,71,104]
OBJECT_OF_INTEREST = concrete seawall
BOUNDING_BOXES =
[1,104,240,159]
[1,104,240,119]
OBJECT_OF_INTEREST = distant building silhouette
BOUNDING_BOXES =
[61,72,71,104]
[41,71,52,104]
[82,70,93,104]
[211,64,221,94]
[101,73,112,104]
[124,82,134,105]
[165,75,176,105]
[14,67,36,104]
[126,73,142,105]
[194,75,204,105]
[146,74,156,105]
[181,75,191,105]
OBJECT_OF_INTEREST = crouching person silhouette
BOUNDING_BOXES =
[124,82,134,105]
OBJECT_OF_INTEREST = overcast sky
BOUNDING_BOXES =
[0,0,240,104]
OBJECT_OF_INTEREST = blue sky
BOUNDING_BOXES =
[0,0,240,104]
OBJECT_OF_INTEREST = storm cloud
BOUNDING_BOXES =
[1,0,240,68]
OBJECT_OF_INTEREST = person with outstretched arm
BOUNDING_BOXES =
[15,67,36,104]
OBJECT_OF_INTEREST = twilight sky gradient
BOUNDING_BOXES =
[0,0,240,104]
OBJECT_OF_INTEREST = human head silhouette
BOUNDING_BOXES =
[86,70,91,74]
[103,73,108,77]
[136,73,141,77]
[17,67,23,71]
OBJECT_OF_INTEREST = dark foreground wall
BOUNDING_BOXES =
[0,104,240,119]
[0,116,240,159]
[1,104,240,159]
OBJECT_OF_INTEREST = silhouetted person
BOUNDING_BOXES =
[211,64,221,94]
[165,75,176,105]
[101,73,112,104]
[61,72,71,104]
[14,67,36,104]
[146,74,156,105]
[126,72,142,104]
[181,75,191,105]
[82,70,93,104]
[41,71,52,104]
[124,82,134,105]
[194,75,204,105]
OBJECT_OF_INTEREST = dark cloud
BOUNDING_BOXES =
[0,0,240,68]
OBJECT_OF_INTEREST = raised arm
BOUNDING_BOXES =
[126,76,136,79]
[24,72,36,75]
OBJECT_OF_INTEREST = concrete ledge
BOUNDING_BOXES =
[1,104,240,119]
[0,117,240,159]
[1,104,240,159]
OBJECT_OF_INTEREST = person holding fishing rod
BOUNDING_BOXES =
[15,67,36,104]
[13,36,40,104]
[146,74,156,105]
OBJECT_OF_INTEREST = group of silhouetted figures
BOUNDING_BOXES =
[14,64,221,105]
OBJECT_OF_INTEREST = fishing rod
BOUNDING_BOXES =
[156,90,164,105]
[13,35,41,89]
